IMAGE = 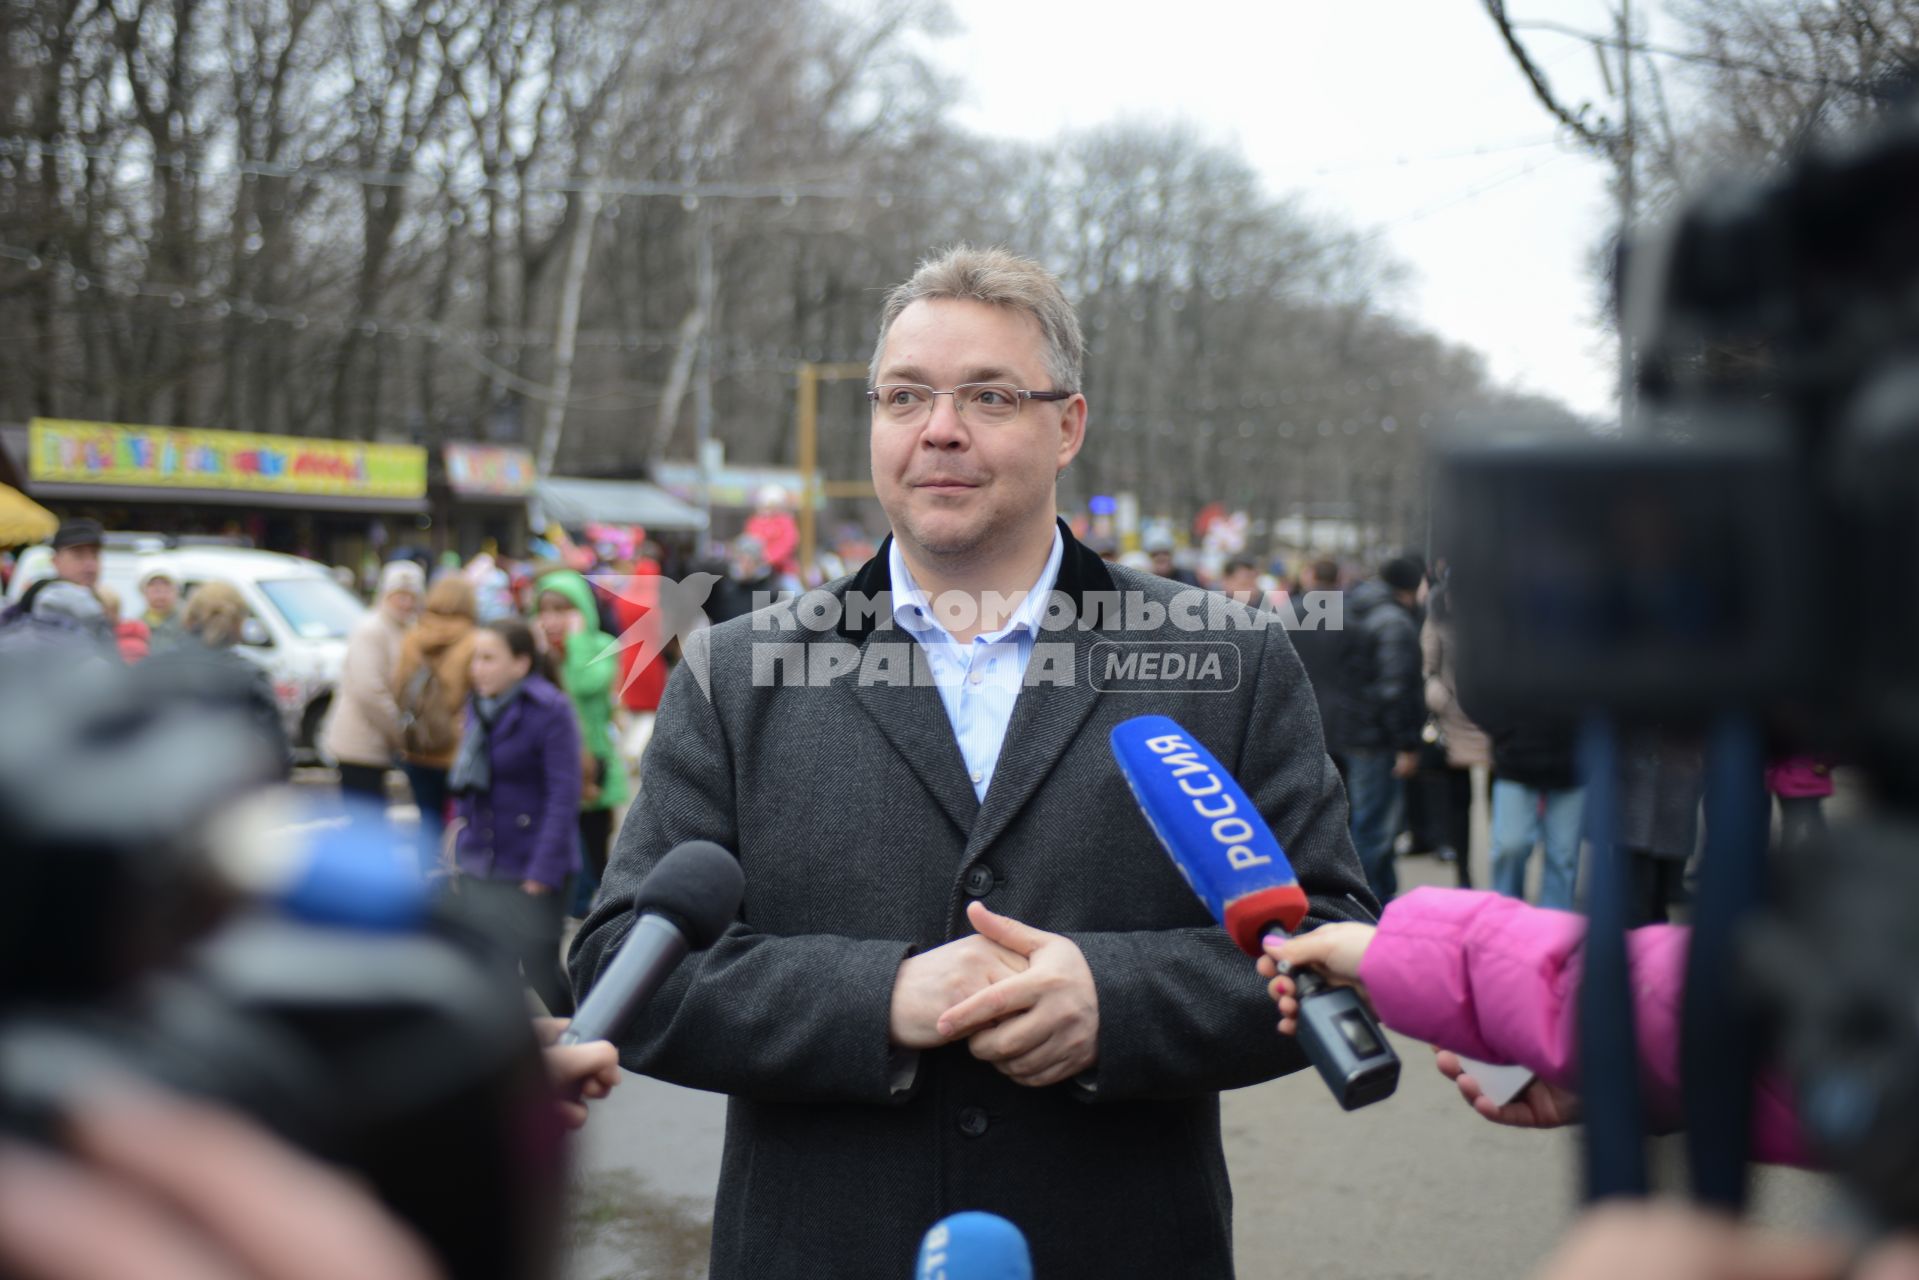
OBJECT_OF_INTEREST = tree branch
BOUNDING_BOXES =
[1480,0,1619,158]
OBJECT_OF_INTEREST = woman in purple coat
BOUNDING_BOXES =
[449,617,582,1014]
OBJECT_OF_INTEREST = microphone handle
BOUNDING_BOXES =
[1264,920,1401,1111]
[1259,922,1332,996]
[559,912,690,1046]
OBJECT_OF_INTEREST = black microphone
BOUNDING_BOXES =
[560,840,743,1046]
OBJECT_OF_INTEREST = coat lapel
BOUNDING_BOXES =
[835,524,1117,849]
[963,530,1113,858]
[838,539,980,838]
[850,667,980,838]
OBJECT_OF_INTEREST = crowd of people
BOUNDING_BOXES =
[1206,546,1834,923]
[1,483,1842,1041]
[314,545,693,1012]
[1115,544,1601,913]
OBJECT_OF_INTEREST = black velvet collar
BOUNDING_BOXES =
[836,517,1115,644]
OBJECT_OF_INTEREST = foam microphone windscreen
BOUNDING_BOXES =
[1110,714,1309,955]
[915,1212,1032,1280]
[633,839,743,949]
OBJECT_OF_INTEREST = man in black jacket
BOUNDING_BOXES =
[703,534,788,626]
[1340,556,1426,903]
[1289,558,1351,781]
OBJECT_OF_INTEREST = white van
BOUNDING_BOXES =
[7,538,367,757]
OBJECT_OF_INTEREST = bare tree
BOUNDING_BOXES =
[0,0,1581,554]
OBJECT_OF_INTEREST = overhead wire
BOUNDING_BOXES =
[1508,18,1881,94]
[1304,133,1562,177]
[1358,150,1571,242]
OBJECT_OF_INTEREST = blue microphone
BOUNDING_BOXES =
[914,1212,1032,1280]
[204,794,429,931]
[1110,714,1400,1110]
[1109,715,1310,955]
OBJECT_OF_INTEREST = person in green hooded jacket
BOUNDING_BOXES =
[532,568,630,916]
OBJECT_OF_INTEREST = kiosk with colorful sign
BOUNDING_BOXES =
[30,419,426,502]
[14,418,428,566]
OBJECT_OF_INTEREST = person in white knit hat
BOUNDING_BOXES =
[322,559,423,804]
[136,559,186,651]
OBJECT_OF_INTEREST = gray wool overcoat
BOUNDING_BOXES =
[570,523,1377,1279]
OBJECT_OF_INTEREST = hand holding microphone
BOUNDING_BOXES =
[1255,920,1582,1127]
[1109,715,1400,1109]
[557,840,744,1119]
[533,1019,620,1131]
[1257,924,1378,1035]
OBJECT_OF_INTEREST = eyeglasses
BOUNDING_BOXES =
[866,382,1077,428]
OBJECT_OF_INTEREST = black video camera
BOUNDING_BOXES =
[1439,95,1919,1227]
[0,650,567,1278]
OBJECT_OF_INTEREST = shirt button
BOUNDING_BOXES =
[963,864,996,897]
[970,770,983,785]
[957,1106,989,1138]
[968,671,982,685]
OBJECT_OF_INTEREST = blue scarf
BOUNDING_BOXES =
[447,679,524,794]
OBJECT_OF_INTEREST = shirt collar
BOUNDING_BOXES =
[888,527,1065,644]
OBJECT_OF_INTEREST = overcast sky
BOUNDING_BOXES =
[926,0,1643,421]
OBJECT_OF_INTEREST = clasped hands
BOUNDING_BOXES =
[888,901,1099,1089]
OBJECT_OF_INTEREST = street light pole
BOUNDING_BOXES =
[793,361,873,576]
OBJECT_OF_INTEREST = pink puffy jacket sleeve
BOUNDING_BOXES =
[1356,887,1811,1167]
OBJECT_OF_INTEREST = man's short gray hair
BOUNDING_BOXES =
[869,245,1083,394]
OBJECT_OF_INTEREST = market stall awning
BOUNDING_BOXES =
[0,482,57,546]
[652,460,826,510]
[534,477,707,532]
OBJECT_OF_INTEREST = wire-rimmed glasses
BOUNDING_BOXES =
[866,382,1077,428]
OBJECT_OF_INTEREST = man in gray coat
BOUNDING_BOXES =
[570,246,1376,1279]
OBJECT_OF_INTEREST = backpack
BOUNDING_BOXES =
[399,660,460,757]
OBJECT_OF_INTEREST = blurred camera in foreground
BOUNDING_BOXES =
[0,649,567,1279]
[1440,96,1919,1226]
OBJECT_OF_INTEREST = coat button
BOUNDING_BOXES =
[957,1106,989,1138]
[963,865,996,897]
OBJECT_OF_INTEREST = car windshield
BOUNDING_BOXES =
[256,576,365,640]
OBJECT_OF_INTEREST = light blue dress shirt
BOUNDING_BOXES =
[888,529,1065,801]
